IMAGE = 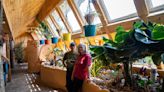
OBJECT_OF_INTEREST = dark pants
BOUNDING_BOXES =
[66,68,74,92]
[73,77,84,92]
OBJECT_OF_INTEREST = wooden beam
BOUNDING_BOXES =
[92,0,108,26]
[36,0,63,22]
[56,7,72,33]
[133,0,149,21]
[49,15,62,36]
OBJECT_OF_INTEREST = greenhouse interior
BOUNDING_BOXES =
[0,0,164,92]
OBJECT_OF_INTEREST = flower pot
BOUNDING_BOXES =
[40,40,45,45]
[85,13,95,25]
[84,25,96,37]
[63,33,71,41]
[45,39,51,44]
[51,37,58,44]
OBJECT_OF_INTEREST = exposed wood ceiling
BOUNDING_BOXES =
[3,0,62,39]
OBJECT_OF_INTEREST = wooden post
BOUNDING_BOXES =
[9,38,14,68]
[5,34,11,82]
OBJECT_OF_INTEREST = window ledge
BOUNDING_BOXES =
[148,10,164,17]
[107,17,139,26]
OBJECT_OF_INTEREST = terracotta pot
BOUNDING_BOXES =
[45,39,51,44]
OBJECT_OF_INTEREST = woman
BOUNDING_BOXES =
[72,44,92,92]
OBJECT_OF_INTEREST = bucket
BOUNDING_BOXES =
[40,40,45,45]
[51,37,58,44]
[84,25,96,37]
[63,33,71,41]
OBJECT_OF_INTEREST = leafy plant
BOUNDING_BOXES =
[90,21,164,86]
[38,21,52,39]
[91,59,103,77]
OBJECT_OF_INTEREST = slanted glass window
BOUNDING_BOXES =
[46,17,59,37]
[101,0,137,22]
[60,0,81,33]
[51,10,68,33]
[146,0,164,12]
[74,0,101,25]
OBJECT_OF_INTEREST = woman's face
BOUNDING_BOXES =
[78,46,84,54]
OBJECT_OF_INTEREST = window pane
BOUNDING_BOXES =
[46,17,59,37]
[102,0,137,20]
[60,1,81,32]
[150,0,164,8]
[51,10,68,33]
[74,0,101,25]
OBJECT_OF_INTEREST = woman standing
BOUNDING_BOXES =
[72,44,92,92]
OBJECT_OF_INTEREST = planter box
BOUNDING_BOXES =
[40,63,109,92]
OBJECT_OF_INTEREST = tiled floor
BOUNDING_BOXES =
[5,63,65,92]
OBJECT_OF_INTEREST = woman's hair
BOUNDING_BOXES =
[77,43,87,54]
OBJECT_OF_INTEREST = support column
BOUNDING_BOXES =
[10,38,14,68]
[5,34,11,82]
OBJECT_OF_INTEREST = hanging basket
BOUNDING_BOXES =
[51,37,58,44]
[85,13,95,25]
[45,39,51,44]
[63,33,71,41]
[84,25,96,37]
[40,40,45,45]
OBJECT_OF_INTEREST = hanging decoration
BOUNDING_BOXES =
[84,0,96,37]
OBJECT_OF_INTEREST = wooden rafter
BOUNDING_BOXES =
[67,0,84,28]
[93,0,108,26]
[56,7,72,33]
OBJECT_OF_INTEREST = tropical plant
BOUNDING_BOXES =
[90,21,164,87]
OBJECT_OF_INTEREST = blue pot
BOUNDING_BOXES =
[84,25,96,37]
[40,40,45,45]
[51,37,58,44]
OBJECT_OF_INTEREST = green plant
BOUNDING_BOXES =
[38,21,52,39]
[90,21,164,87]
[91,59,103,77]
[14,42,24,63]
